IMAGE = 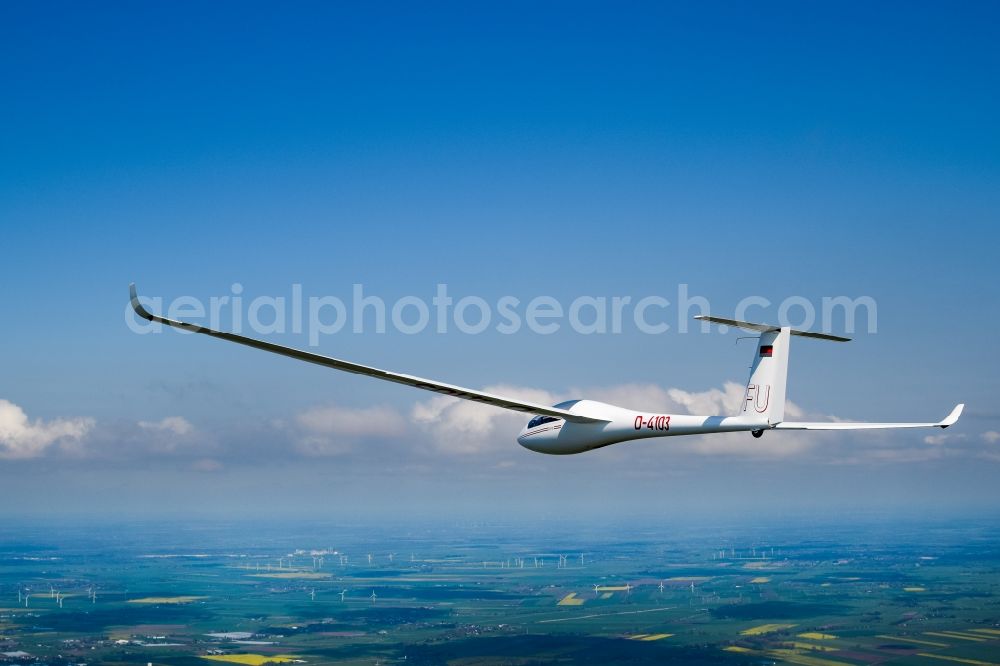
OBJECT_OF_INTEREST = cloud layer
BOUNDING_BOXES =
[0,399,94,460]
[139,416,194,436]
[0,385,993,473]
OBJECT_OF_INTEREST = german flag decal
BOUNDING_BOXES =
[760,345,773,357]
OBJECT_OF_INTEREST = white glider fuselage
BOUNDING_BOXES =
[516,400,765,454]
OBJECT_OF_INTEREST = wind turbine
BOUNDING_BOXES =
[310,588,315,601]
[367,554,373,565]
[659,581,665,594]
[370,590,377,605]
[131,286,964,455]
[593,584,600,597]
[339,589,347,602]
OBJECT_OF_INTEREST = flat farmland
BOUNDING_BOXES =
[1,518,998,665]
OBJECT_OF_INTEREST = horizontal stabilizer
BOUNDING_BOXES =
[775,404,964,431]
[694,315,851,342]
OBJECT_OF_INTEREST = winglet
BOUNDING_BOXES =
[938,403,964,428]
[129,283,153,321]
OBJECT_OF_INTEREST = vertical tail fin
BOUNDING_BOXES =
[741,327,790,425]
[693,315,850,424]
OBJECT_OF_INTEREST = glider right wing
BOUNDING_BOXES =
[775,404,964,430]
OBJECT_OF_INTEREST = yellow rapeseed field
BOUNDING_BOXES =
[925,631,987,642]
[875,635,947,647]
[557,593,585,606]
[201,654,300,665]
[768,648,853,666]
[629,633,672,641]
[740,623,796,636]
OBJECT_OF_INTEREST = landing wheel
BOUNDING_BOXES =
[751,429,764,438]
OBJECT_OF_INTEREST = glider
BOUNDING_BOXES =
[130,284,963,455]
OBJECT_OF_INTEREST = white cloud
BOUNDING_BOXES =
[133,416,201,455]
[293,404,406,456]
[0,378,954,471]
[296,405,405,438]
[855,446,949,464]
[582,381,809,423]
[580,383,676,413]
[923,433,966,445]
[0,399,94,460]
[192,458,223,472]
[411,384,557,455]
[138,416,194,436]
[981,431,1000,444]
[667,382,746,416]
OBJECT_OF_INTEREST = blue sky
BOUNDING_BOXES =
[1,1,998,519]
